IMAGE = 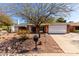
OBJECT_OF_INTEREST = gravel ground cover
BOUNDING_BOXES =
[0,34,63,55]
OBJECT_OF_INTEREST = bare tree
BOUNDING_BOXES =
[14,3,72,37]
[1,3,73,37]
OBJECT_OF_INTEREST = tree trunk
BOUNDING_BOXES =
[36,25,40,38]
[38,30,40,38]
[7,26,10,33]
[36,25,42,45]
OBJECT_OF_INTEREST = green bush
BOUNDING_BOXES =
[74,30,79,33]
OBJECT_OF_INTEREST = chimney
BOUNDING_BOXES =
[17,19,20,25]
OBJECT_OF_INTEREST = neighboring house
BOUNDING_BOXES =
[68,23,79,32]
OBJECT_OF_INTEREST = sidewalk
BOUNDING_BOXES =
[50,34,79,54]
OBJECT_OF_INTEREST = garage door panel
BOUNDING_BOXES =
[48,25,67,33]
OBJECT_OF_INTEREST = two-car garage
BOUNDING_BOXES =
[48,23,67,34]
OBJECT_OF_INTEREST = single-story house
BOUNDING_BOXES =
[27,23,68,33]
[27,23,79,34]
[10,23,79,34]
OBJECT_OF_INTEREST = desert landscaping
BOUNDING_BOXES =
[0,32,64,55]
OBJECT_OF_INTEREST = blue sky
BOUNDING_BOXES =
[67,4,79,22]
[0,3,79,23]
[0,3,26,24]
[11,16,26,24]
[67,12,79,22]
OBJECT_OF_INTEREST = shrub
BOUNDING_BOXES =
[17,29,31,40]
[74,30,79,33]
[17,30,31,35]
[18,36,28,42]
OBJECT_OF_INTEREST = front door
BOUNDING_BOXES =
[31,26,36,33]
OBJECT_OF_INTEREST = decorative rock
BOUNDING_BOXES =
[7,47,11,50]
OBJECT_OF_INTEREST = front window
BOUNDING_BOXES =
[75,26,79,30]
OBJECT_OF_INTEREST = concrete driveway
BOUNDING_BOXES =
[50,33,79,54]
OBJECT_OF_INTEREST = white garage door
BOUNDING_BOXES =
[48,24,67,33]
